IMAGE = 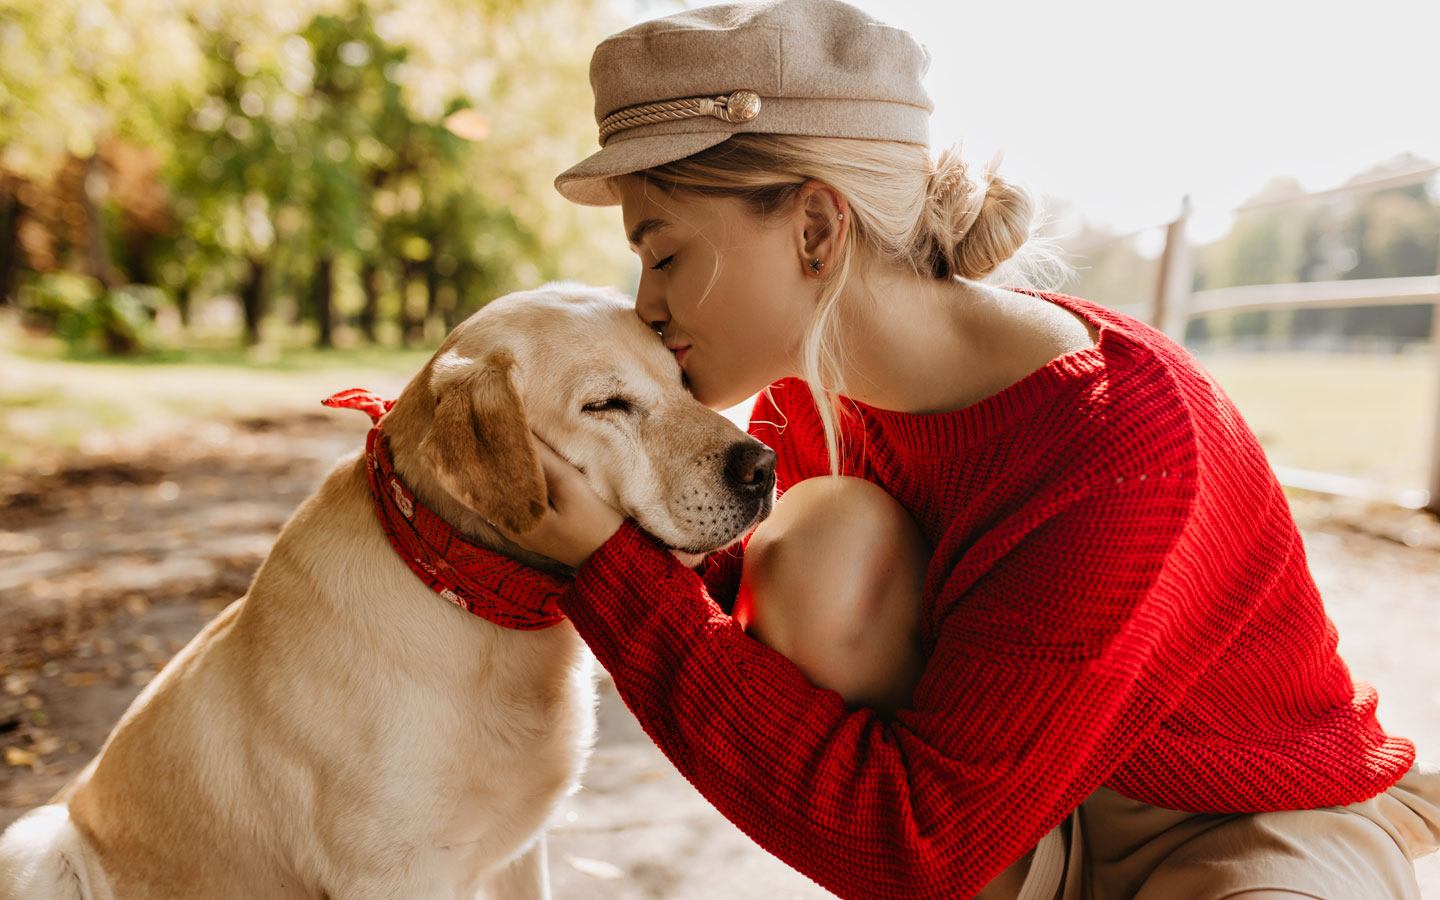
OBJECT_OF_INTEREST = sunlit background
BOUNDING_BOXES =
[2,0,1438,894]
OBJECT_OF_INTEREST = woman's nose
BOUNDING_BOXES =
[634,286,668,334]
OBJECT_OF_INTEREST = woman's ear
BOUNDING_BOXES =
[794,179,847,275]
[419,348,548,533]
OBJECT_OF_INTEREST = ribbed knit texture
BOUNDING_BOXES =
[462,287,1417,898]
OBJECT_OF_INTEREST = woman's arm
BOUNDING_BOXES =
[558,470,1204,899]
[692,538,746,614]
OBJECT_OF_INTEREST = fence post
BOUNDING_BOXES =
[1428,293,1440,517]
[1151,194,1194,342]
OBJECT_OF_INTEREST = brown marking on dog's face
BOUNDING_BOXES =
[419,348,547,534]
[425,282,774,556]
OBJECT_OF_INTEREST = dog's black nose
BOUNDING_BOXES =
[724,441,776,496]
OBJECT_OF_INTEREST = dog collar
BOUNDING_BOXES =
[322,388,567,631]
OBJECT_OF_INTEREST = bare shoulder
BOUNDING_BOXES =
[968,283,1100,377]
[901,280,1106,414]
[994,285,1099,351]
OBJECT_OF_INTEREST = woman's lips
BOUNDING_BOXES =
[672,345,691,366]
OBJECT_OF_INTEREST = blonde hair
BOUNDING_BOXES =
[618,133,1073,477]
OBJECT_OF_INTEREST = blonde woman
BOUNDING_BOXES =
[480,0,1440,896]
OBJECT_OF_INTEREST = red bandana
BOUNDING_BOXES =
[321,388,567,630]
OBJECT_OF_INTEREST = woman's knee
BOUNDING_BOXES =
[738,476,930,710]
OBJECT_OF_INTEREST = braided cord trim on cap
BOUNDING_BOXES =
[599,89,762,144]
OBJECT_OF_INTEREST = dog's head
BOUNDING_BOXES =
[406,281,774,558]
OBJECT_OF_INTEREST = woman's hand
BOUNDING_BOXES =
[492,433,625,570]
[497,433,706,571]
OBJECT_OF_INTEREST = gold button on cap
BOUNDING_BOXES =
[721,89,761,123]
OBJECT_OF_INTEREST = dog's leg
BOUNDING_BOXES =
[478,832,550,900]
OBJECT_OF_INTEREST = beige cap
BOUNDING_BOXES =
[554,0,935,206]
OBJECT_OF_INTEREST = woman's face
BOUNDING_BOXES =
[616,175,813,410]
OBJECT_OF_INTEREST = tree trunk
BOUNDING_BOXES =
[0,183,21,306]
[313,254,334,348]
[80,153,116,289]
[240,256,267,346]
[175,283,191,328]
[439,283,459,333]
[424,259,441,339]
[359,259,381,344]
[122,232,157,303]
[80,152,139,354]
[398,259,422,347]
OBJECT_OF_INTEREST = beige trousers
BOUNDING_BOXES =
[978,762,1440,899]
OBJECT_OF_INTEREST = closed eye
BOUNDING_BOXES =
[582,397,634,414]
[650,255,674,272]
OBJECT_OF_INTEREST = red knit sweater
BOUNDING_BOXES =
[463,287,1416,897]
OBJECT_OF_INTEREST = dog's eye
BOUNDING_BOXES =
[582,397,633,414]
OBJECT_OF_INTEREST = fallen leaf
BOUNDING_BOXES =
[4,747,36,767]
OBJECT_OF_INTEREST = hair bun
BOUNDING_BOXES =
[924,147,1033,281]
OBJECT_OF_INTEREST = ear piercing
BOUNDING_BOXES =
[808,213,843,274]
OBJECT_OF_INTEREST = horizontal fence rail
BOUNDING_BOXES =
[1071,171,1440,515]
[1187,275,1440,318]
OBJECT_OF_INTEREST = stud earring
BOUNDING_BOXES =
[809,258,824,273]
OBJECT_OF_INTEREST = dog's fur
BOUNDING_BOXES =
[0,283,773,899]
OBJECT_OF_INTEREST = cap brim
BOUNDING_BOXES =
[554,131,736,206]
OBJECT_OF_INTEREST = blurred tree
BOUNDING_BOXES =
[297,13,371,347]
[161,21,305,345]
[0,0,201,350]
[2,0,631,352]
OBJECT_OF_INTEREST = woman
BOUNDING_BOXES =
[481,0,1440,896]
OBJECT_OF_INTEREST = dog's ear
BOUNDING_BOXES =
[420,348,548,533]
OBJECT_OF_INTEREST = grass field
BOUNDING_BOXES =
[1192,348,1437,495]
[0,317,432,470]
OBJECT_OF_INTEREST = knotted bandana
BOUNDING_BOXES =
[321,388,568,630]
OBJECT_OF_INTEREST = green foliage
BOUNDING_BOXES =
[2,0,630,353]
[18,273,160,354]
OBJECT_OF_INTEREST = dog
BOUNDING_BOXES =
[0,281,776,899]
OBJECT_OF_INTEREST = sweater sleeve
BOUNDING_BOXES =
[558,468,1205,898]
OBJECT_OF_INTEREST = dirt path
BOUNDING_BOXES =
[2,413,1437,897]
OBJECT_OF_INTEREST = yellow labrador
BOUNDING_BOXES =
[0,282,775,899]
